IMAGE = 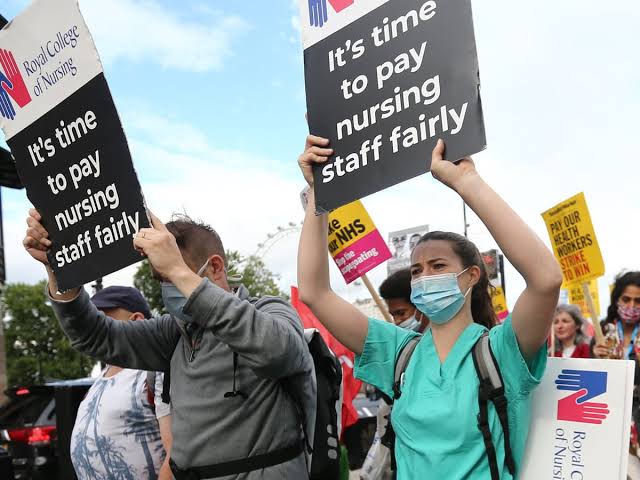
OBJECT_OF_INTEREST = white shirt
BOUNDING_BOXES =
[70,368,170,479]
[562,345,576,358]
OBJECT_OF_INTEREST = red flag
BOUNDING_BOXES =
[291,286,362,432]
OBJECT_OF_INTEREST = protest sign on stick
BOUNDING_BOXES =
[361,273,392,323]
[298,0,486,213]
[0,0,149,291]
[541,192,604,285]
[387,224,428,275]
[567,279,600,320]
[490,286,509,323]
[582,283,603,344]
[542,192,605,343]
[327,199,392,321]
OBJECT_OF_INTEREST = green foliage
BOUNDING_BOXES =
[133,260,165,314]
[226,251,288,299]
[2,281,92,386]
[133,251,288,311]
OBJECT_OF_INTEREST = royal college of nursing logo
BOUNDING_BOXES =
[308,0,356,27]
[555,369,610,425]
[0,49,32,120]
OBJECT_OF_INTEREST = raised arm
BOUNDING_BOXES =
[51,290,179,371]
[22,209,179,371]
[132,211,311,379]
[431,140,562,358]
[296,135,369,354]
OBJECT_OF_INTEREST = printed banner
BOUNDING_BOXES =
[0,0,148,291]
[328,199,391,283]
[566,279,601,320]
[387,224,428,275]
[298,0,486,213]
[520,358,635,480]
[490,286,509,322]
[541,192,605,286]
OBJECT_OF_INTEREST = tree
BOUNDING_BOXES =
[226,251,288,299]
[133,260,164,314]
[2,281,93,386]
[133,251,287,313]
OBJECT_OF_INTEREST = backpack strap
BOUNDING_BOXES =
[472,332,516,480]
[147,370,171,407]
[392,336,421,400]
[380,335,421,471]
[161,369,171,404]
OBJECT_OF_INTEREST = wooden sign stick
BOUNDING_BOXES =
[582,282,604,345]
[362,274,394,323]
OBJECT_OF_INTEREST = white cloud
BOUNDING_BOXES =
[3,0,639,320]
[78,0,249,71]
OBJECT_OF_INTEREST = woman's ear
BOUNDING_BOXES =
[468,265,482,289]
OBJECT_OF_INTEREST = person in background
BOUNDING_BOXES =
[552,304,590,358]
[70,286,172,480]
[593,271,640,361]
[591,271,640,475]
[23,210,314,480]
[408,234,422,254]
[379,268,429,333]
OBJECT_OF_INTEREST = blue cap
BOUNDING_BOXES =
[91,286,152,318]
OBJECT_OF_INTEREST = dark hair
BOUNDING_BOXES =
[554,304,585,349]
[415,231,496,329]
[166,214,226,267]
[379,268,412,302]
[605,271,640,323]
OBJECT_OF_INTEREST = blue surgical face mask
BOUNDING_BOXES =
[162,282,192,323]
[398,315,420,331]
[162,258,210,322]
[410,268,471,325]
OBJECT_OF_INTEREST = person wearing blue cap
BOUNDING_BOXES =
[69,286,173,480]
[23,209,314,480]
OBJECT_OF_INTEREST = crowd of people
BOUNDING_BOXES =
[19,139,639,479]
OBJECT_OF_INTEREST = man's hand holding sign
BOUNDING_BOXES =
[133,212,204,300]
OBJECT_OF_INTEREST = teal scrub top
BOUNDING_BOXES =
[354,316,546,479]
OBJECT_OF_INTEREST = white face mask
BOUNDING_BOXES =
[398,315,421,331]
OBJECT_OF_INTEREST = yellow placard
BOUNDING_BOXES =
[327,200,376,257]
[541,192,604,285]
[567,279,601,319]
[490,286,509,321]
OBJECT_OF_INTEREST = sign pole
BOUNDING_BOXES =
[361,274,393,324]
[582,282,604,345]
[549,326,555,357]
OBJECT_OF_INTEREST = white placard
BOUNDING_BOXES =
[520,357,635,480]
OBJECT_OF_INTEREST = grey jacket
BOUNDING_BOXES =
[52,279,314,479]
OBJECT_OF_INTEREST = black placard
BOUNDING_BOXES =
[304,0,486,213]
[8,74,149,291]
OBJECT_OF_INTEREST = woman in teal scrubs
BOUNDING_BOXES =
[296,137,562,479]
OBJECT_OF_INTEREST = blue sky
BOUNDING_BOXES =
[3,0,308,175]
[1,0,639,317]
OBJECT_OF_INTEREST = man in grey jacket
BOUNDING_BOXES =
[23,209,314,479]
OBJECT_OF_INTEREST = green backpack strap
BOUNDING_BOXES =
[392,336,421,400]
[380,335,421,471]
[472,332,516,480]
